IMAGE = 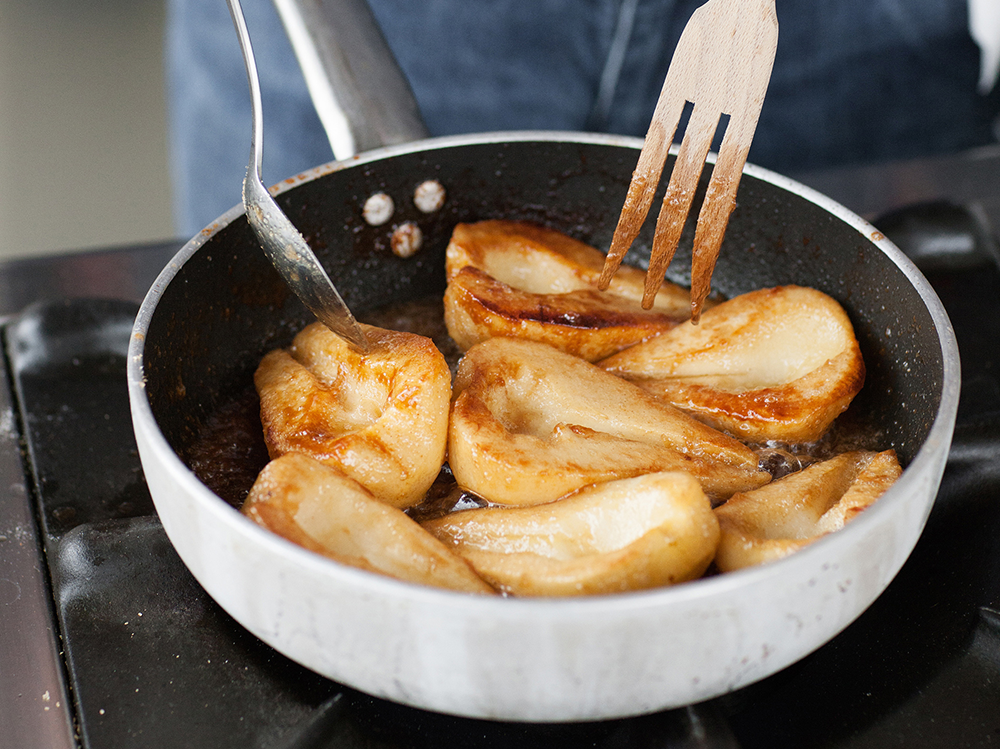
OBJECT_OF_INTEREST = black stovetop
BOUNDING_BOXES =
[2,163,1000,748]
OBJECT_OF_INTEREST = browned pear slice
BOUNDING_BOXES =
[243,453,495,594]
[423,472,720,596]
[255,322,451,509]
[443,220,693,361]
[448,337,770,506]
[599,285,866,442]
[714,449,901,572]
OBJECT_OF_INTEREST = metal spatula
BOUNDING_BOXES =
[225,0,369,351]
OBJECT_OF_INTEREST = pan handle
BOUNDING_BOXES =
[271,0,430,158]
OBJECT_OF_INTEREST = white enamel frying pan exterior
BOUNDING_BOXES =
[128,132,960,722]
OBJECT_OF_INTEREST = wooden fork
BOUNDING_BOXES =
[597,0,778,322]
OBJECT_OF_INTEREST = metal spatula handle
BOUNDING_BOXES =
[272,0,429,158]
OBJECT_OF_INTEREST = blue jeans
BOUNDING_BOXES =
[165,0,995,237]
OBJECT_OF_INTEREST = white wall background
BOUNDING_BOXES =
[0,0,174,261]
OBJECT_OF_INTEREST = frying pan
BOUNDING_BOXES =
[127,129,959,721]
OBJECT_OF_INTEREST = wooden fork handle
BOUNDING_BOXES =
[641,103,722,308]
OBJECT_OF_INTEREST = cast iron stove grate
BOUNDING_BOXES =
[3,227,1000,748]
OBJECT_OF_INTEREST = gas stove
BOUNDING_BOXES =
[2,149,999,748]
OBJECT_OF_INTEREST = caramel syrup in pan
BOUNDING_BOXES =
[185,296,873,516]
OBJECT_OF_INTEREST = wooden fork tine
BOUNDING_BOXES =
[688,113,758,321]
[598,0,722,302]
[597,96,688,292]
[641,102,721,308]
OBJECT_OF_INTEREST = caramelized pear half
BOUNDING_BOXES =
[599,285,865,442]
[448,337,770,506]
[255,322,451,508]
[423,472,719,596]
[243,453,495,594]
[443,220,691,361]
[714,449,901,572]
